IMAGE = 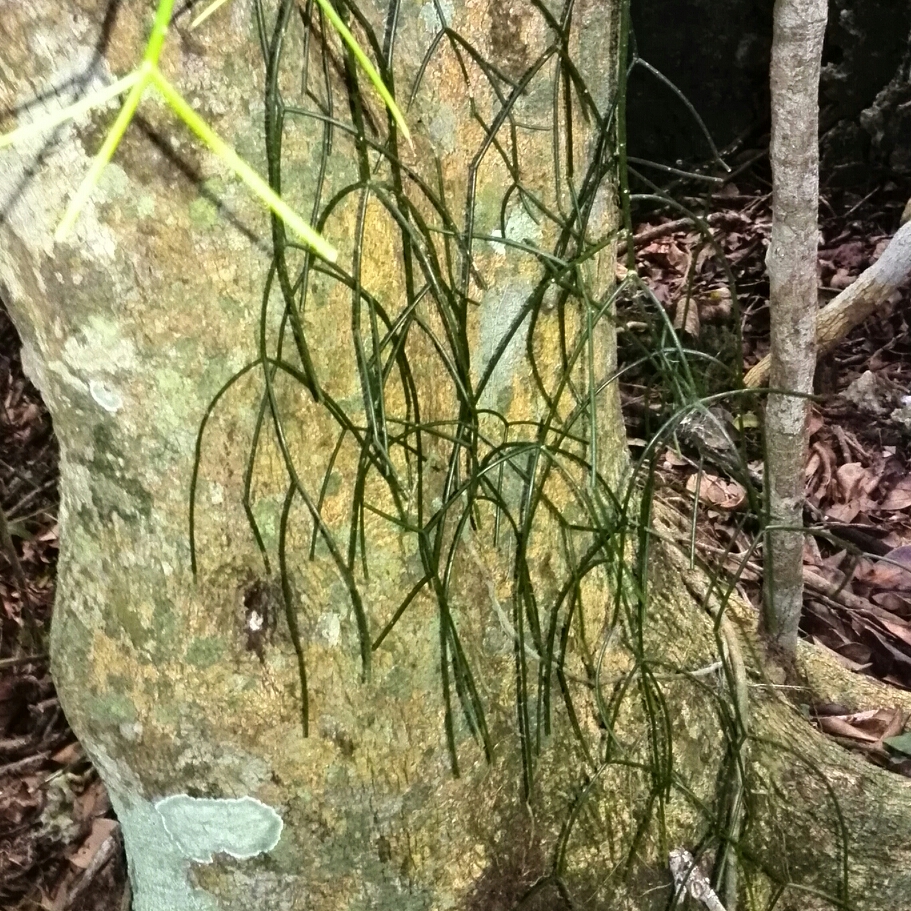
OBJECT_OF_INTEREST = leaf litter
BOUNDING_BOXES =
[624,177,911,777]
[0,304,126,910]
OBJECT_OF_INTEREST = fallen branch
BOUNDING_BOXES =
[745,217,911,388]
[616,211,752,257]
[803,567,877,613]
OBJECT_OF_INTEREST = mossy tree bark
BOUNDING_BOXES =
[1,3,911,911]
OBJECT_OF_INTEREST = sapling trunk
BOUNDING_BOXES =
[763,0,828,659]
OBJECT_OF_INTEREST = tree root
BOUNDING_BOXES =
[719,592,911,911]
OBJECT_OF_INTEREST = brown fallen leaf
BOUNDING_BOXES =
[686,472,746,510]
[836,462,868,501]
[857,545,911,591]
[674,296,700,337]
[883,476,911,512]
[815,707,906,758]
[74,777,112,822]
[70,817,119,870]
[51,741,83,766]
[817,715,881,742]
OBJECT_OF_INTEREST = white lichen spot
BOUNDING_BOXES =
[208,482,225,506]
[247,610,264,633]
[426,105,458,154]
[316,612,341,647]
[505,207,542,248]
[155,794,283,863]
[136,194,156,218]
[97,162,130,199]
[476,280,533,408]
[419,0,454,32]
[485,207,542,258]
[89,378,123,413]
[63,316,137,375]
[118,721,143,742]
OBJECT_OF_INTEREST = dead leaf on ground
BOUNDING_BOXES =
[51,741,83,766]
[883,476,911,511]
[674,296,700,337]
[686,472,746,510]
[69,817,119,870]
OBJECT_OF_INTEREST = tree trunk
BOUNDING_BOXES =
[2,3,911,911]
[762,0,826,657]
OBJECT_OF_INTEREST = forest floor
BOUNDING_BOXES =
[0,301,127,908]
[1,176,910,909]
